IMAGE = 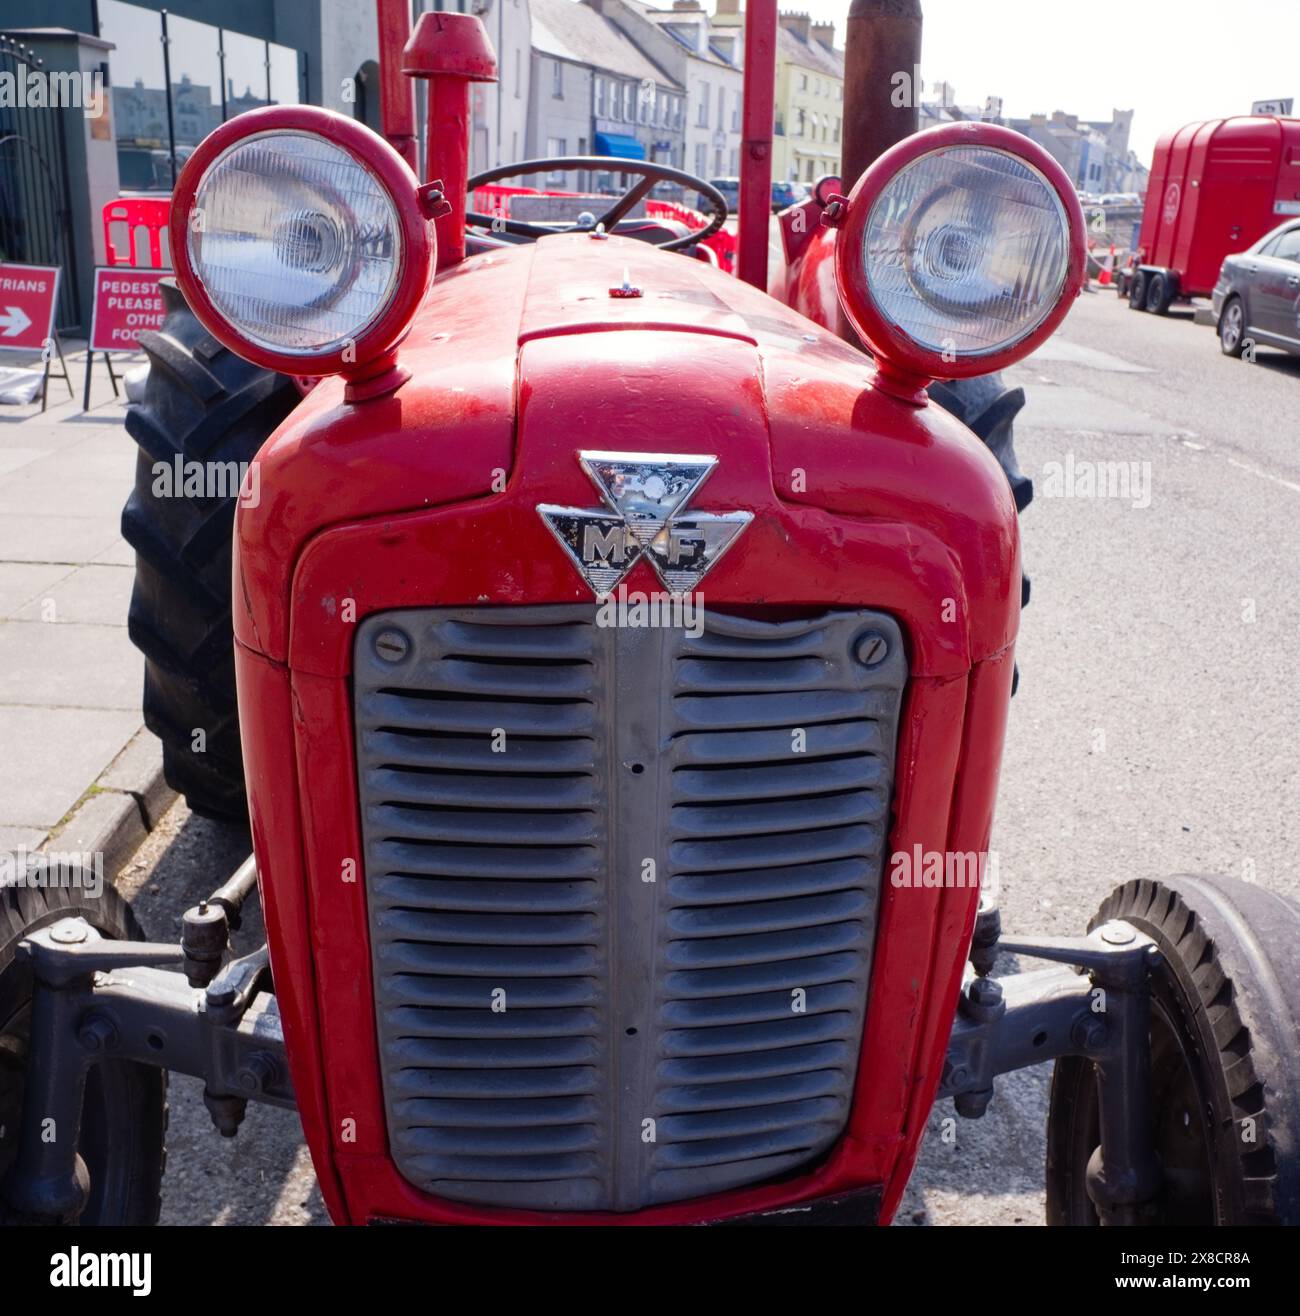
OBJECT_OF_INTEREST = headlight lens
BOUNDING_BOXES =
[862,145,1070,357]
[187,131,402,355]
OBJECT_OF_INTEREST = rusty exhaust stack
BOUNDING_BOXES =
[376,0,418,172]
[841,0,923,189]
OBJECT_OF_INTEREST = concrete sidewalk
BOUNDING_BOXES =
[0,340,172,872]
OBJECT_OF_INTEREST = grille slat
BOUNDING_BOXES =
[356,605,906,1213]
[368,772,596,811]
[671,758,886,802]
[371,842,605,884]
[373,876,598,914]
[366,729,597,772]
[370,809,596,847]
[670,824,883,871]
[360,690,595,737]
[671,720,886,765]
[672,790,886,837]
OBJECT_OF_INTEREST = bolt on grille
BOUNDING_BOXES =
[353,605,907,1212]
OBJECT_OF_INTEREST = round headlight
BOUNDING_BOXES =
[834,123,1085,393]
[190,133,401,354]
[171,106,434,380]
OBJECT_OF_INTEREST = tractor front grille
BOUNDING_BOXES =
[353,604,907,1212]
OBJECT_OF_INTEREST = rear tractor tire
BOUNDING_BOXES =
[120,281,298,821]
[1046,875,1300,1225]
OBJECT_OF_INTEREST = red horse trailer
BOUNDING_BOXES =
[1128,114,1300,313]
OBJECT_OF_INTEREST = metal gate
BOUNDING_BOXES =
[0,33,81,332]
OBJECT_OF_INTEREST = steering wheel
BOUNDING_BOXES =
[465,157,729,251]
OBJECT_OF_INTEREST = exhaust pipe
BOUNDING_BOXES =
[841,0,923,189]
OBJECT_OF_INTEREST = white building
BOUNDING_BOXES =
[589,0,743,180]
[464,0,533,174]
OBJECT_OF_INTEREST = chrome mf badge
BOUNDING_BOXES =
[539,452,752,597]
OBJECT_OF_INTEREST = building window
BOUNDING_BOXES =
[623,81,634,121]
[595,76,606,117]
[834,117,841,144]
[695,141,707,176]
[732,90,741,132]
[717,84,725,128]
[552,60,563,99]
[547,137,566,185]
[99,0,303,193]
[729,147,738,174]
[799,72,808,91]
[698,81,709,126]
[639,85,650,125]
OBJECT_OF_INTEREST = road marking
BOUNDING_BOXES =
[1027,337,1151,373]
[1225,456,1300,497]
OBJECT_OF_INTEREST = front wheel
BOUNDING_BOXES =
[0,870,167,1224]
[1046,875,1300,1224]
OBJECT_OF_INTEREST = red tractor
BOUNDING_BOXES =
[2,1,1297,1230]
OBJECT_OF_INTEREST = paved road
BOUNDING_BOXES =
[121,287,1300,1226]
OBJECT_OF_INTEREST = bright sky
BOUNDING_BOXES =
[768,0,1300,164]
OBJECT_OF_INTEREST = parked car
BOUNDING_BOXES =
[709,176,740,213]
[1213,218,1300,358]
[771,179,800,212]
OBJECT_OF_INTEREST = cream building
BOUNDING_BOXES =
[713,4,844,184]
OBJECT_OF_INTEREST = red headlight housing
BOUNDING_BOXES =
[169,105,435,388]
[834,122,1086,400]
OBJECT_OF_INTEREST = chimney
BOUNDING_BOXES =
[810,21,834,49]
[715,0,741,13]
[779,11,811,43]
[672,1,703,9]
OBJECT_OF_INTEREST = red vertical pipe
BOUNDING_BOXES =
[427,78,471,270]
[738,0,777,291]
[375,0,418,172]
[403,12,498,269]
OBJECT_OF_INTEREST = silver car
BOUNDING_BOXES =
[1213,218,1300,358]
